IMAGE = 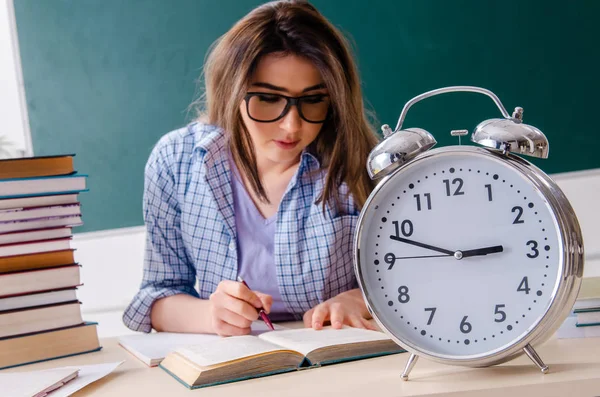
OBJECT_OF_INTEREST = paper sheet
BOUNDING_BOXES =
[0,368,78,397]
[41,361,123,397]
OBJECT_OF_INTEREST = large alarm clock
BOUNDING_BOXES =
[354,86,584,380]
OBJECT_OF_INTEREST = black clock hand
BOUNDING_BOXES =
[391,254,452,260]
[458,245,504,258]
[389,235,455,255]
[384,252,452,270]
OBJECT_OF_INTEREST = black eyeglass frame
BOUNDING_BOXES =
[244,92,330,123]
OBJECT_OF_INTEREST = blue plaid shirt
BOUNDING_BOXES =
[123,122,360,332]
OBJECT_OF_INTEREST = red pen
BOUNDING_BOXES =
[237,276,275,330]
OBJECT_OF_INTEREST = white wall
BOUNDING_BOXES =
[0,0,31,157]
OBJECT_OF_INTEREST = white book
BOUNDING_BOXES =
[0,367,79,397]
[0,265,81,298]
[0,203,81,222]
[0,238,71,258]
[0,301,83,338]
[118,321,283,367]
[0,288,77,312]
[556,315,600,339]
[0,193,78,211]
[0,227,72,245]
[575,310,600,326]
[0,215,82,234]
[0,174,86,199]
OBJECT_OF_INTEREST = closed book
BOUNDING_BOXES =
[0,203,81,222]
[0,155,74,180]
[0,301,83,338]
[0,227,72,246]
[0,174,87,200]
[0,249,75,274]
[0,238,71,258]
[0,322,101,370]
[0,265,80,297]
[160,327,405,389]
[0,215,82,234]
[0,193,78,211]
[0,287,77,312]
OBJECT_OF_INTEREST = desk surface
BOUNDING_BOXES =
[5,330,600,397]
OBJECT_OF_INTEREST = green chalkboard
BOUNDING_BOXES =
[14,0,600,232]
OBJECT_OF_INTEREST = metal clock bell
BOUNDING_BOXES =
[353,86,584,380]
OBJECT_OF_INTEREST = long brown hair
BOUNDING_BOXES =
[199,0,378,210]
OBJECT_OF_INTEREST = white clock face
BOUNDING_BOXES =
[357,148,563,359]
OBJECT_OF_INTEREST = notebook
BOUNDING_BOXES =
[119,321,283,367]
[160,326,405,389]
[0,367,78,397]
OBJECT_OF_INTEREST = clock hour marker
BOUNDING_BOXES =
[465,339,470,345]
[544,245,550,251]
[493,174,498,180]
[388,301,393,306]
[537,291,542,296]
[421,330,426,336]
[409,183,414,189]
[450,168,455,173]
[529,202,534,208]
[381,217,387,222]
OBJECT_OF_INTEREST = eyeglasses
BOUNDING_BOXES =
[244,92,330,123]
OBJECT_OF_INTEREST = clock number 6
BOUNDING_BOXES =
[460,316,472,334]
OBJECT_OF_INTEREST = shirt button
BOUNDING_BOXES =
[229,242,235,251]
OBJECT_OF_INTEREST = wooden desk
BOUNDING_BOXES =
[7,333,600,396]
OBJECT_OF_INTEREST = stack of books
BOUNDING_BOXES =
[556,276,600,339]
[0,155,100,369]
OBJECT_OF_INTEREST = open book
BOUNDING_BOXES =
[119,321,282,367]
[160,327,405,389]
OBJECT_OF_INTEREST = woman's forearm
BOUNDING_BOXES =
[150,294,214,333]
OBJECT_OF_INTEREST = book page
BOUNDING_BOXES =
[119,321,286,366]
[258,327,392,356]
[176,335,288,368]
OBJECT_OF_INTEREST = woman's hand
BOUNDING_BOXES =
[209,280,273,337]
[303,288,377,330]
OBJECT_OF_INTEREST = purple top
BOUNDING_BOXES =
[229,155,293,321]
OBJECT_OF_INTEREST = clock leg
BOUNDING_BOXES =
[401,353,419,381]
[523,344,549,374]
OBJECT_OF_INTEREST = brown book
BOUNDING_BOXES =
[0,323,100,370]
[0,249,74,273]
[0,155,74,179]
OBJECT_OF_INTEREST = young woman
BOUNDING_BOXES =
[123,0,379,336]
